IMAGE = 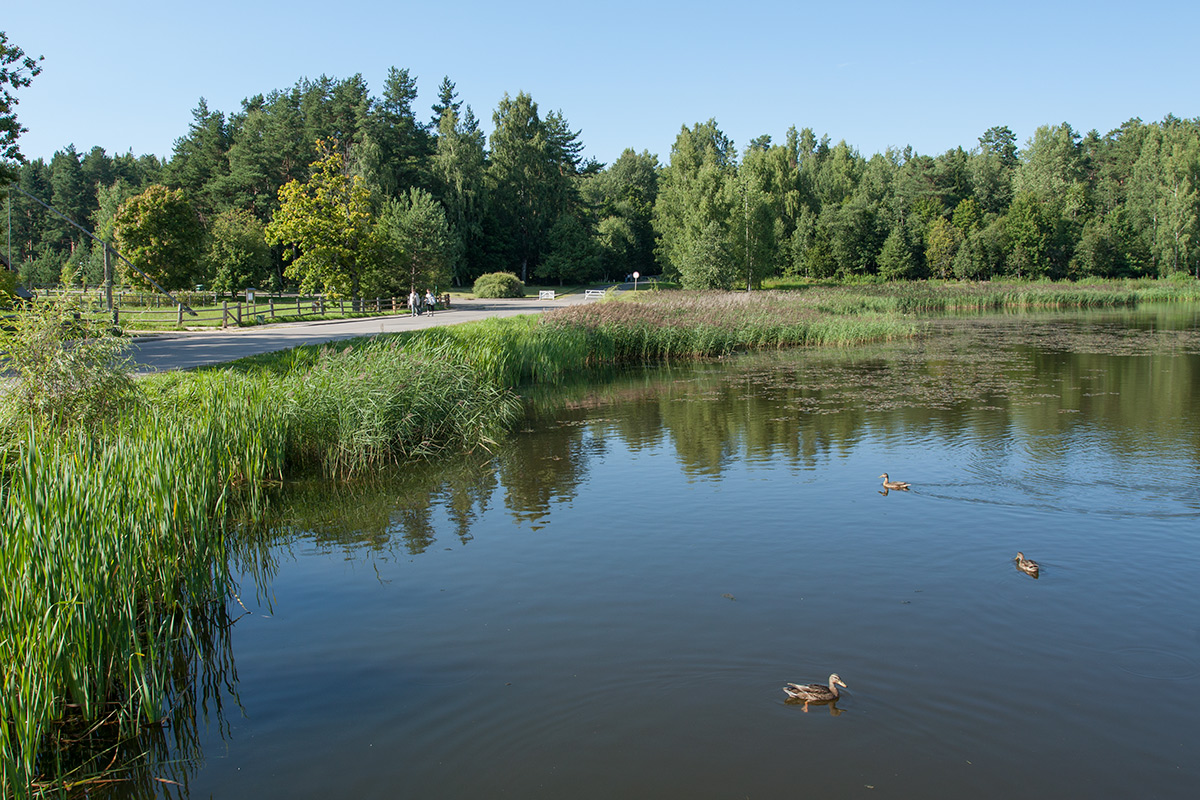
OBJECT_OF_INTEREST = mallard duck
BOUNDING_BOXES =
[783,674,847,709]
[1015,552,1040,577]
[879,473,910,491]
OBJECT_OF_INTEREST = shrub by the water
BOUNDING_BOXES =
[472,271,525,298]
[0,295,139,435]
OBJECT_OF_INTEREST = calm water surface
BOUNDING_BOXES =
[181,308,1200,799]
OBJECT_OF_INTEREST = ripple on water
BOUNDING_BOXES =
[1112,646,1200,681]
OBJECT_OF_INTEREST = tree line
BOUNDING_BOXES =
[4,65,1199,297]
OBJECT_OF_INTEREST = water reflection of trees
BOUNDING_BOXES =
[278,311,1200,553]
[280,456,501,554]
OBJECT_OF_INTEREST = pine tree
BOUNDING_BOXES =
[431,104,487,285]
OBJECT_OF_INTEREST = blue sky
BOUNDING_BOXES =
[6,1,1198,168]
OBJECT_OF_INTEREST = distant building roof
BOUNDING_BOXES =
[1,251,34,298]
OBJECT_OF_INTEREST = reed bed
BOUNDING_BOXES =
[367,291,913,389]
[781,279,1200,315]
[0,381,282,797]
[277,339,523,478]
[1,339,518,795]
[537,291,914,374]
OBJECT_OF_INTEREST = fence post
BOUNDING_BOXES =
[237,302,243,326]
[222,301,229,328]
[269,297,275,318]
[112,307,119,327]
[177,303,183,326]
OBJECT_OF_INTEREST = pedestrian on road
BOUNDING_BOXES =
[425,289,436,316]
[408,289,419,317]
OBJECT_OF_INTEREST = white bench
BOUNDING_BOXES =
[585,289,606,300]
[539,290,556,300]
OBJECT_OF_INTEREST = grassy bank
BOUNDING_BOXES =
[241,290,918,389]
[760,277,1200,313]
[4,280,1198,795]
[1,387,280,796]
[1,343,519,795]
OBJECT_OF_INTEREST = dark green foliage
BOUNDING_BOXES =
[1005,192,1053,278]
[878,227,920,280]
[431,102,487,286]
[485,92,583,282]
[206,208,275,292]
[6,54,1200,292]
[472,271,524,298]
[0,30,42,181]
[111,184,205,290]
[376,187,454,295]
[582,149,659,280]
[164,98,232,220]
[537,214,602,284]
[679,220,736,289]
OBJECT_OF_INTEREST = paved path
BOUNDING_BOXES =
[129,294,592,372]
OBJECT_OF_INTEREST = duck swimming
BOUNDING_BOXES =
[784,674,847,710]
[879,473,910,491]
[1015,552,1040,577]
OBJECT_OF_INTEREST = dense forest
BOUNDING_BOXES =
[3,65,1200,295]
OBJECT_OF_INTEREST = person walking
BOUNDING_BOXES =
[424,289,436,316]
[408,288,419,317]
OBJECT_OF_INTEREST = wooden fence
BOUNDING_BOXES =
[7,292,452,329]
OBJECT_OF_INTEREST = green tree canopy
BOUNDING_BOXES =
[377,187,454,295]
[431,102,487,285]
[486,92,582,281]
[654,119,740,285]
[206,208,275,293]
[537,214,602,285]
[111,184,204,290]
[266,143,383,297]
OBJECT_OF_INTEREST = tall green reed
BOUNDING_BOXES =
[1,372,286,796]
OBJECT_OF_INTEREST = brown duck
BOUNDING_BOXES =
[1015,552,1040,577]
[783,674,847,710]
[879,473,910,491]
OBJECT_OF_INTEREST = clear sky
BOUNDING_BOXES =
[5,0,1198,168]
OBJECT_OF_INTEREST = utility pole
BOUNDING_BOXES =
[6,183,12,275]
[104,242,112,310]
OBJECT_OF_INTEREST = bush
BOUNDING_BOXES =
[472,271,525,298]
[0,295,139,433]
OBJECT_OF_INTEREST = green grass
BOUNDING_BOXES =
[1,339,519,795]
[1,381,281,796]
[759,277,1200,311]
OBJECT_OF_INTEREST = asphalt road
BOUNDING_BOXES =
[128,294,593,372]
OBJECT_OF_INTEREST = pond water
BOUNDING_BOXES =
[178,307,1200,799]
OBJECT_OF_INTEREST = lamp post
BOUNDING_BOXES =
[633,271,639,291]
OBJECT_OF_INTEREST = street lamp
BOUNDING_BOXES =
[633,271,640,291]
